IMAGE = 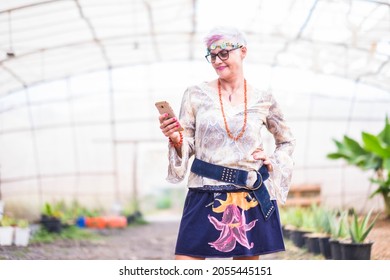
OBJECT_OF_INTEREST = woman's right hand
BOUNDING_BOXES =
[159,113,181,143]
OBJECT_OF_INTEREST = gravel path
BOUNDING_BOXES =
[0,221,179,260]
[1,216,389,260]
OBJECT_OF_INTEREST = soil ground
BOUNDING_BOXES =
[1,214,389,260]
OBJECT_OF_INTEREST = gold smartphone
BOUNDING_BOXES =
[155,101,184,131]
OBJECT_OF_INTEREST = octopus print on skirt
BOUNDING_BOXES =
[175,186,285,258]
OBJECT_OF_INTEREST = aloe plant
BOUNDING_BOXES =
[307,204,332,234]
[287,207,305,229]
[329,210,348,240]
[301,210,316,232]
[327,116,390,217]
[348,210,378,243]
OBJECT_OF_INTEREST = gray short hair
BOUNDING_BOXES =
[204,26,247,50]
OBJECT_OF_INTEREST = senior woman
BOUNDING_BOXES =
[158,26,295,260]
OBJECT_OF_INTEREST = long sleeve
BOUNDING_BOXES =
[265,91,296,204]
[164,82,295,201]
[166,88,196,183]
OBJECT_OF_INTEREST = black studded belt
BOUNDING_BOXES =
[190,158,275,220]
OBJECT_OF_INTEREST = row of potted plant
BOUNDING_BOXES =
[329,209,378,260]
[280,205,378,260]
[0,215,30,246]
[0,199,146,248]
[40,200,144,232]
[40,200,105,233]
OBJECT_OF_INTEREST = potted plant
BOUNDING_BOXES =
[287,207,311,248]
[306,205,333,258]
[329,210,349,260]
[40,202,63,233]
[0,215,15,246]
[122,200,143,225]
[339,209,378,260]
[279,206,293,239]
[302,207,322,254]
[14,219,30,246]
[327,116,390,218]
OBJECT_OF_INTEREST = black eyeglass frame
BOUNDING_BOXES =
[205,46,242,63]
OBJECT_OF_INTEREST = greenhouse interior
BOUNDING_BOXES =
[0,0,389,240]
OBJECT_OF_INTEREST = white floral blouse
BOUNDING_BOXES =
[166,81,296,204]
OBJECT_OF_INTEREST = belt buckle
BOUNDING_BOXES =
[246,168,263,190]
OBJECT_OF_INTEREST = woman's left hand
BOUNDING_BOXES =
[252,148,273,172]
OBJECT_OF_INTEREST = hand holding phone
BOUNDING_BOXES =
[155,101,184,131]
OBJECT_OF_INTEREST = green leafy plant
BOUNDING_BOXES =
[310,204,332,235]
[283,207,305,229]
[327,116,390,217]
[66,200,103,218]
[329,210,348,240]
[16,219,29,228]
[301,210,316,232]
[41,202,62,219]
[348,210,379,244]
[0,215,15,227]
[31,225,99,244]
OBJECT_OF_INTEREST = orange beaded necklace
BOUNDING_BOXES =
[218,79,247,141]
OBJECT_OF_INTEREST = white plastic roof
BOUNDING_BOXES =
[1,0,390,216]
[1,0,389,95]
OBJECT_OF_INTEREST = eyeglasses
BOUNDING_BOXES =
[205,46,242,63]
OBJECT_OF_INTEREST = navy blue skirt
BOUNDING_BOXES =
[175,186,285,258]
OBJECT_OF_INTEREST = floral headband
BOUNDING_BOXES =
[207,42,242,53]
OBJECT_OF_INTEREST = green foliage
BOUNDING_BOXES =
[281,207,305,229]
[310,204,332,234]
[31,225,99,244]
[329,210,348,240]
[301,210,316,232]
[0,215,15,227]
[327,116,390,216]
[16,219,29,228]
[122,199,140,216]
[67,200,103,218]
[281,205,334,234]
[31,227,57,243]
[42,202,62,218]
[348,210,379,243]
[282,205,379,243]
[42,200,104,225]
[127,215,148,227]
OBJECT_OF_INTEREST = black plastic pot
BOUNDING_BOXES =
[282,226,291,240]
[40,215,62,233]
[305,234,321,255]
[329,239,342,260]
[126,211,142,224]
[290,229,310,248]
[318,236,332,259]
[340,241,373,260]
